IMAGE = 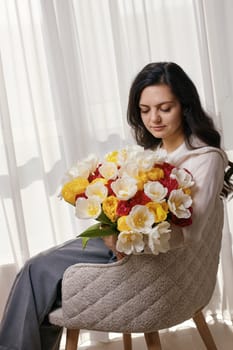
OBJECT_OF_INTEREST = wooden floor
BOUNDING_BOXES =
[61,319,233,350]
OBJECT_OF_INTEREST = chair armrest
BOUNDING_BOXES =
[61,251,202,333]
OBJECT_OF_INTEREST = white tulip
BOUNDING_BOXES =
[144,181,168,202]
[135,150,158,171]
[170,168,194,188]
[83,154,99,173]
[85,182,108,202]
[66,162,90,180]
[168,189,192,218]
[117,145,144,165]
[111,177,138,200]
[148,221,171,255]
[126,205,155,233]
[99,162,118,180]
[64,154,99,182]
[75,197,101,219]
[118,161,139,178]
[116,231,145,255]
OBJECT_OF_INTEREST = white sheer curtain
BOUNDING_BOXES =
[0,0,232,331]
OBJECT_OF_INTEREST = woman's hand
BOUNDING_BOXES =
[102,235,126,260]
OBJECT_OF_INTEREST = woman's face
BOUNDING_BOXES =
[139,84,184,150]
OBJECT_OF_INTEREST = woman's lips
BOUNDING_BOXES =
[150,126,165,131]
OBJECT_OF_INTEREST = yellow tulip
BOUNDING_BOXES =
[102,196,119,222]
[117,216,131,232]
[61,177,89,205]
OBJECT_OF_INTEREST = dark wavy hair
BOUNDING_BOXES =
[127,62,233,198]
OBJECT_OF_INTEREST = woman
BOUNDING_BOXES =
[126,62,233,248]
[0,62,232,350]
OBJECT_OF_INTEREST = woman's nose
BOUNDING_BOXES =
[150,109,161,123]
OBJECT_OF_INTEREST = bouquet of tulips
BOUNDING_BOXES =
[60,145,194,255]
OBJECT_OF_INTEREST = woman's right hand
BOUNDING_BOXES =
[102,235,126,260]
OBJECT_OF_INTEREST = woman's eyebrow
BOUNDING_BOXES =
[139,100,175,107]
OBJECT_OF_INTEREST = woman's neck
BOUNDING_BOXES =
[161,136,185,154]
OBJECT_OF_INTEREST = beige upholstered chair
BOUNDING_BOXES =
[49,216,221,350]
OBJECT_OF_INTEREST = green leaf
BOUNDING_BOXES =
[78,222,118,238]
[96,211,113,225]
[81,237,90,249]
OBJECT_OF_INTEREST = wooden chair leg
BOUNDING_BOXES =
[144,331,162,350]
[193,311,217,350]
[65,328,80,350]
[123,333,132,350]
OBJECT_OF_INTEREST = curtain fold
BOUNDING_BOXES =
[193,0,233,321]
[0,0,232,333]
[0,53,29,268]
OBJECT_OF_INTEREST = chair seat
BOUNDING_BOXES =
[49,308,64,327]
[49,307,218,350]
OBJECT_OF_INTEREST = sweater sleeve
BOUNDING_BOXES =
[169,150,225,248]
